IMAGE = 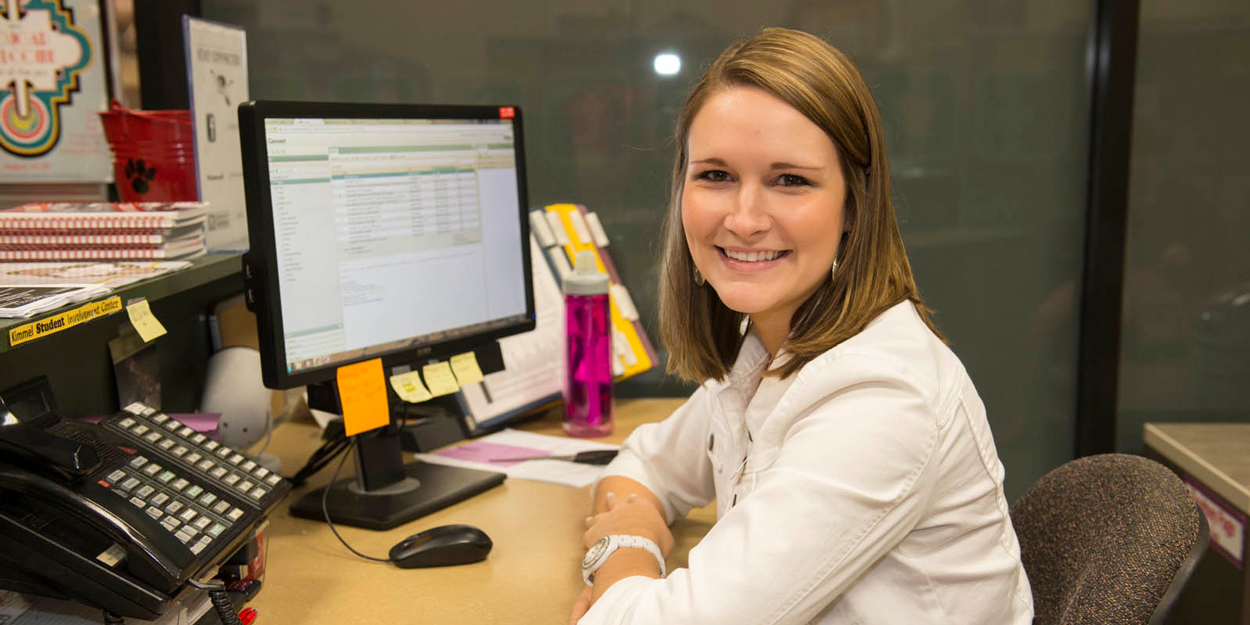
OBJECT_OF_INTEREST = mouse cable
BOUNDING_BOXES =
[322,440,394,563]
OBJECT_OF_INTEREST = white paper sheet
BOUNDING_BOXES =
[416,428,619,488]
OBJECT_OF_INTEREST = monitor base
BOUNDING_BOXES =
[289,461,505,531]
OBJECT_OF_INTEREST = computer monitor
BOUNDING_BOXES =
[238,101,535,530]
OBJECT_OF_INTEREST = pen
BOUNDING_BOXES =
[490,450,619,465]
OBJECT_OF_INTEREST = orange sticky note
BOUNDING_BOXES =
[336,358,390,437]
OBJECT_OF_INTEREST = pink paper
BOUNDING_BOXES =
[434,441,550,467]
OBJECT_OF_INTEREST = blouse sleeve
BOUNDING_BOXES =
[580,354,942,624]
[596,387,716,524]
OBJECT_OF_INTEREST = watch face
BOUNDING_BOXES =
[583,536,610,569]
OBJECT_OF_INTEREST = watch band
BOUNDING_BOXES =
[582,535,666,585]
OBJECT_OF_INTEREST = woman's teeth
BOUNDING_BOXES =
[723,249,784,262]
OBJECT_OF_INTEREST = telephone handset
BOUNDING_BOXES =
[0,381,290,620]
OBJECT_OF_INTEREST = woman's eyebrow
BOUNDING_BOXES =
[689,157,728,167]
[770,162,822,171]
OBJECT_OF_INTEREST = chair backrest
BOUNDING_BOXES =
[1010,453,1209,625]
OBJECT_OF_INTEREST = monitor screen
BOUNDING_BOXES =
[240,103,535,390]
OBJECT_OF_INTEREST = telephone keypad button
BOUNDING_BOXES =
[228,454,245,465]
[197,460,214,472]
[141,407,156,416]
[236,480,253,493]
[107,469,126,482]
[227,508,244,522]
[145,506,163,520]
[172,446,189,457]
[178,426,194,437]
[241,460,257,471]
[151,492,170,506]
[150,413,169,424]
[119,417,136,428]
[213,501,231,515]
[124,403,145,414]
[223,474,240,486]
[129,496,145,508]
[208,523,226,537]
[185,452,202,464]
[249,487,267,500]
[143,464,161,476]
[254,466,270,478]
[129,456,148,469]
[165,501,184,515]
[215,447,232,458]
[120,477,141,492]
[131,425,149,436]
[203,441,219,452]
[143,432,161,444]
[161,518,179,532]
[175,530,194,544]
[136,485,156,498]
[185,485,204,498]
[190,540,207,555]
[170,478,189,491]
[157,439,175,450]
[191,433,207,444]
[210,467,228,479]
[200,492,218,506]
[163,420,180,431]
[193,516,212,531]
[264,475,282,486]
[156,471,176,484]
[179,508,198,523]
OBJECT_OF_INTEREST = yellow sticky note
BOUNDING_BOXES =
[450,352,485,385]
[422,361,461,397]
[390,370,433,404]
[336,358,390,436]
[126,299,167,342]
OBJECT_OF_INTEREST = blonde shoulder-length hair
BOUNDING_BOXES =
[658,27,944,383]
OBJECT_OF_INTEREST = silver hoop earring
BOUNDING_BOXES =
[693,267,705,286]
[830,259,838,280]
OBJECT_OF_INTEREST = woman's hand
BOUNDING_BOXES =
[582,492,674,557]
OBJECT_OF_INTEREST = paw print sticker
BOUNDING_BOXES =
[124,159,157,195]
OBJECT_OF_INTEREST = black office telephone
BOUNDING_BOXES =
[0,379,291,620]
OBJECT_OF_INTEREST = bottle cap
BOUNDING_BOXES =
[564,250,609,296]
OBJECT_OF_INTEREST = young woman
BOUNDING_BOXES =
[571,28,1033,625]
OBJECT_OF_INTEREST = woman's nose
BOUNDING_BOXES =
[723,183,770,237]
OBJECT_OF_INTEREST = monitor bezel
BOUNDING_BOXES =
[239,100,536,390]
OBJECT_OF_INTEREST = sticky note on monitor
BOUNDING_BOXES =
[390,370,433,404]
[126,299,167,342]
[336,358,390,436]
[422,362,461,397]
[450,352,485,385]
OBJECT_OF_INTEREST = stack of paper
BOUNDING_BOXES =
[0,284,109,318]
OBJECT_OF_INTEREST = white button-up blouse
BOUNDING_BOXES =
[582,301,1033,624]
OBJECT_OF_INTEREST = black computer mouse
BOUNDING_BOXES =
[389,524,493,568]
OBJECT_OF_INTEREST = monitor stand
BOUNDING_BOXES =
[288,421,505,531]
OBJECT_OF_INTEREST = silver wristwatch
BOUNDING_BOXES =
[582,535,666,585]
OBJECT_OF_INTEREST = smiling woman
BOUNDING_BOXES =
[573,27,1033,625]
[658,28,943,383]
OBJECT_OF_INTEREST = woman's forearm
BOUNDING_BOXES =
[590,548,662,604]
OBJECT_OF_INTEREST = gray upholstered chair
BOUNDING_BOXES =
[1010,453,1208,625]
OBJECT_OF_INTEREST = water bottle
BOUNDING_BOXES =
[563,250,613,437]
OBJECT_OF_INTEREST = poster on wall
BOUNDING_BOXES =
[0,0,112,183]
[183,16,249,252]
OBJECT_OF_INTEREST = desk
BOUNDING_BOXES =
[1145,423,1250,625]
[250,398,710,624]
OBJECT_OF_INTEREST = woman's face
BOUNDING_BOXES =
[682,86,847,331]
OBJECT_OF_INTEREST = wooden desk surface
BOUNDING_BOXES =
[250,398,710,624]
[1144,422,1250,515]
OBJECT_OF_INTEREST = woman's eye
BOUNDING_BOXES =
[696,170,731,183]
[777,174,811,187]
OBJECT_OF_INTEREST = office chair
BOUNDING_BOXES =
[1010,453,1208,625]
